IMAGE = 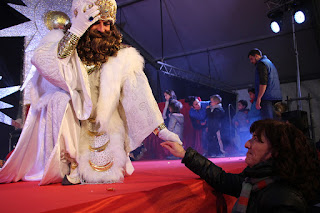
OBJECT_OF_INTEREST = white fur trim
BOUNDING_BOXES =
[78,131,127,183]
[96,47,144,134]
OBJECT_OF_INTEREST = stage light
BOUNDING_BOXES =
[267,9,283,33]
[270,20,281,33]
[294,10,305,24]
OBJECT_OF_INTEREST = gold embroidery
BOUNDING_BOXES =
[57,31,80,59]
[70,162,78,170]
[87,130,106,137]
[89,160,113,172]
[95,0,117,23]
[88,118,96,123]
[84,63,102,75]
[89,140,110,152]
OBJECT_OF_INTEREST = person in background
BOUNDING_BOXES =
[232,100,250,154]
[166,99,184,160]
[162,90,177,127]
[206,94,225,157]
[273,101,288,121]
[168,99,184,141]
[247,88,261,126]
[248,48,282,119]
[161,119,320,212]
[187,96,210,156]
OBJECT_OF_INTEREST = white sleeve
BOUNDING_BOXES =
[31,29,92,120]
[115,47,164,150]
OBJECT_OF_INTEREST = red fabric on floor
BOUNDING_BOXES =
[1,157,247,213]
[46,179,237,213]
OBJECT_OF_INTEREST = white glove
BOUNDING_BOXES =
[70,2,101,37]
[158,128,183,145]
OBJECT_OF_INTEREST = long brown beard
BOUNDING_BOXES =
[77,25,122,66]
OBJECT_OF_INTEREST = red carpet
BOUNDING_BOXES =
[0,157,247,213]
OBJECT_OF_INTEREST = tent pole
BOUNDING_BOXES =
[291,11,302,110]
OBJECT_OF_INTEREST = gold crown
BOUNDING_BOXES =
[72,0,117,24]
[95,0,117,23]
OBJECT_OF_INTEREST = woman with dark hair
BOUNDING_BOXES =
[162,90,177,126]
[161,119,320,212]
[164,90,177,100]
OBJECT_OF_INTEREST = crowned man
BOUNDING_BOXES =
[0,0,181,185]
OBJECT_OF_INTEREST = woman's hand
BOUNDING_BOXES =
[161,141,186,158]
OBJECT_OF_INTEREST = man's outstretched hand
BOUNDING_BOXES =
[161,141,186,158]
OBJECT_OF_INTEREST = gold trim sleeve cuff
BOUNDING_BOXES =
[57,31,80,59]
[153,123,167,136]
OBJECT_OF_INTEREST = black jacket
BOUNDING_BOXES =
[182,148,308,212]
[206,106,225,135]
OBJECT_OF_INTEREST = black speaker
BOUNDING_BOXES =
[281,110,309,137]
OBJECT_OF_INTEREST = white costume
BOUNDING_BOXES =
[0,0,181,185]
[0,28,167,184]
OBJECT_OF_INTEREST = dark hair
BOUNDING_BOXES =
[164,90,177,100]
[248,48,262,58]
[238,100,248,108]
[185,96,199,106]
[250,119,320,203]
[169,99,183,113]
[210,94,222,103]
[248,88,255,94]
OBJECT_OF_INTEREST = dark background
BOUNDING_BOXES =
[0,0,28,159]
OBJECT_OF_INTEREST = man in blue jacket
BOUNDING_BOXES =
[248,48,282,119]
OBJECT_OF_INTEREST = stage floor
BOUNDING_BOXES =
[1,157,247,213]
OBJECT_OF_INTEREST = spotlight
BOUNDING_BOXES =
[267,9,283,33]
[270,20,281,33]
[294,10,305,24]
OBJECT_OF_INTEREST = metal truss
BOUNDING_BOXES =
[157,61,234,92]
[264,0,299,11]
